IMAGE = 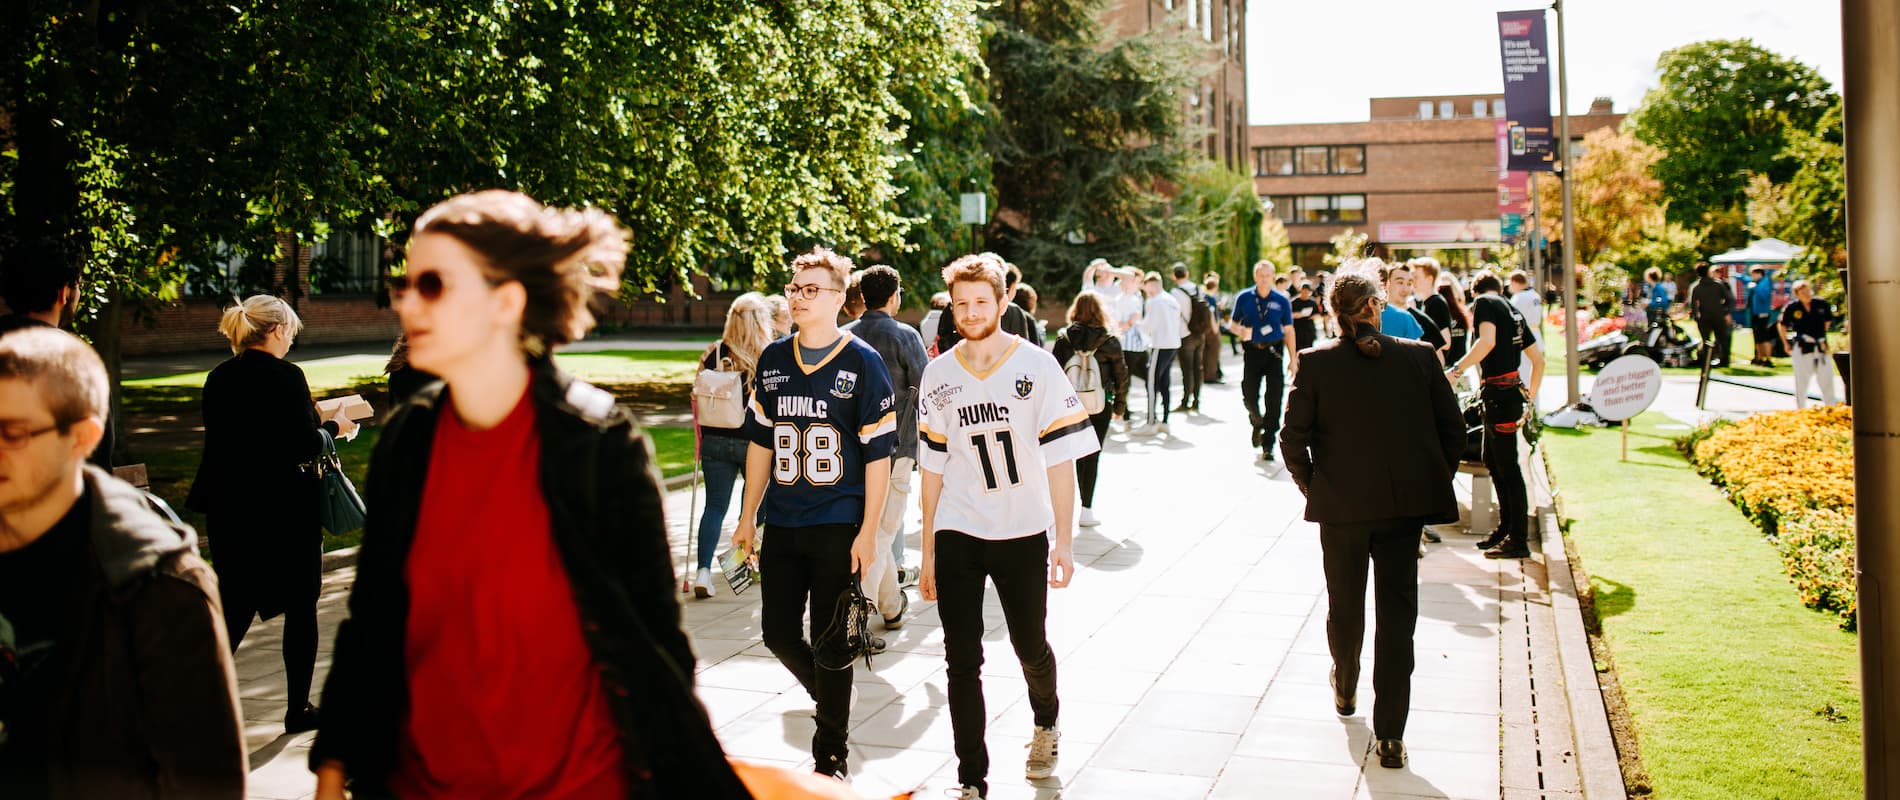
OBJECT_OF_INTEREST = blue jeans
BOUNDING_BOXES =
[1147,347,1178,423]
[696,434,750,570]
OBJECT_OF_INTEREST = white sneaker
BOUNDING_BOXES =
[693,567,715,599]
[1157,422,1170,435]
[1026,725,1060,779]
[947,787,983,800]
[1079,507,1100,527]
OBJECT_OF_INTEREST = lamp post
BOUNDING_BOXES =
[1553,0,1580,407]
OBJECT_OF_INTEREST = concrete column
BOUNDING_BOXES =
[1843,1,1900,796]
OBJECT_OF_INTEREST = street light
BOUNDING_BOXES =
[1554,0,1581,408]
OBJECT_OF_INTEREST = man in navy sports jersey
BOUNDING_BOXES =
[734,247,897,779]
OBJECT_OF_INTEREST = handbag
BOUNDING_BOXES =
[316,431,367,534]
[692,344,748,430]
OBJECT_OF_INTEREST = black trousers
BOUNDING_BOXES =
[760,524,858,765]
[1320,519,1421,741]
[1177,333,1205,408]
[1241,344,1286,450]
[221,582,319,713]
[937,531,1059,795]
[1075,410,1115,508]
[1696,318,1732,367]
[1481,383,1530,539]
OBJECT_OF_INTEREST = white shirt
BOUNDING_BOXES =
[918,337,1100,540]
[1141,291,1185,350]
[1511,289,1544,344]
[1114,291,1147,351]
[1171,283,1200,329]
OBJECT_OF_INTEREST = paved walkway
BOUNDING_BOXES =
[239,348,1609,800]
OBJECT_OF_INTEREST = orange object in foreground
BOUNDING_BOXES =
[730,759,912,800]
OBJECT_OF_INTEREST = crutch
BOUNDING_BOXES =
[681,395,702,594]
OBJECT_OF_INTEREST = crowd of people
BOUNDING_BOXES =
[2,187,1574,799]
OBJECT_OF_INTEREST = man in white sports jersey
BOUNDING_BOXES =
[918,254,1100,800]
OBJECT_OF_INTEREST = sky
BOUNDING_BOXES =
[1244,0,1845,125]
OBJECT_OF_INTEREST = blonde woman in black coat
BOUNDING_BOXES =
[1279,271,1465,771]
[186,295,359,734]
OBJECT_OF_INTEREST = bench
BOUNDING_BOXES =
[1457,461,1493,534]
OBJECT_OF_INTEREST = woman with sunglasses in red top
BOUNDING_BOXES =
[310,191,748,800]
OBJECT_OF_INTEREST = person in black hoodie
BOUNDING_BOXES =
[1050,291,1129,529]
[1280,271,1466,772]
[311,191,748,800]
[186,294,357,735]
[2,328,245,800]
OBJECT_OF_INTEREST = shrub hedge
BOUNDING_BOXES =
[1682,406,1857,629]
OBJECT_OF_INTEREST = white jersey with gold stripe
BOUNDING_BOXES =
[918,335,1100,541]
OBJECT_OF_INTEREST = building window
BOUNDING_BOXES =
[1264,195,1295,223]
[1418,101,1433,119]
[1330,145,1365,174]
[1284,194,1368,225]
[1439,100,1454,119]
[310,227,387,294]
[1296,146,1329,175]
[1474,99,1488,117]
[1494,99,1506,118]
[1201,0,1214,41]
[1255,144,1364,176]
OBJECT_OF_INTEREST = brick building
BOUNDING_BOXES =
[1106,0,1249,174]
[1250,93,1624,271]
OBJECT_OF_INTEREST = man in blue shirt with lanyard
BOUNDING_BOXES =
[1228,260,1298,460]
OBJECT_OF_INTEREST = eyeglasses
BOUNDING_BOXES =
[785,284,843,301]
[388,271,448,301]
[0,422,63,451]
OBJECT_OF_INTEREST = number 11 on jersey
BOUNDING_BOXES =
[967,429,1021,492]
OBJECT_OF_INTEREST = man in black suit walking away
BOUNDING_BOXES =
[1279,271,1466,771]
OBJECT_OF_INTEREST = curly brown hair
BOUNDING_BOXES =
[412,190,627,350]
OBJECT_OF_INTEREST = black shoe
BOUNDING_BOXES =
[1250,426,1264,448]
[1376,738,1407,768]
[1485,540,1531,560]
[285,703,320,734]
[1475,529,1506,550]
[1421,528,1442,544]
[816,754,848,778]
[1330,667,1356,716]
[883,590,910,630]
[1262,447,1277,461]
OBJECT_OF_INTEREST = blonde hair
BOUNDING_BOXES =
[219,295,302,353]
[719,293,775,382]
[412,190,628,351]
[764,294,791,331]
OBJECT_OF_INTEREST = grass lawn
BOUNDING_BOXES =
[1542,414,1862,799]
[123,349,704,552]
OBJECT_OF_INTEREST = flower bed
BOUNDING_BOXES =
[1681,406,1857,628]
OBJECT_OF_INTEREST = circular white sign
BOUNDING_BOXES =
[1591,355,1663,422]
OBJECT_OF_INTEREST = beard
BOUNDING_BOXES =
[957,313,1001,342]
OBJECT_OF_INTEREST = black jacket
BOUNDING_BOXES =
[850,310,929,460]
[1280,336,1466,525]
[48,468,246,800]
[1051,324,1131,417]
[185,349,332,616]
[1689,277,1735,324]
[310,360,749,799]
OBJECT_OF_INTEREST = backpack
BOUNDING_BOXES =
[1063,344,1107,415]
[1179,285,1216,337]
[692,343,747,429]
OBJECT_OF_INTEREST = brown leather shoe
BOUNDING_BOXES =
[1376,738,1407,768]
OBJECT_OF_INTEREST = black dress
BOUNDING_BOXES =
[186,349,331,620]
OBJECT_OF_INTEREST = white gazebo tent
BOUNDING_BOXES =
[1711,237,1805,265]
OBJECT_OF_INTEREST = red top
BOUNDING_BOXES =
[390,390,626,800]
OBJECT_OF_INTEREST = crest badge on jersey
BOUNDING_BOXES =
[832,370,858,399]
[1013,372,1035,400]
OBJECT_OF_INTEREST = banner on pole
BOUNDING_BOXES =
[1497,10,1555,172]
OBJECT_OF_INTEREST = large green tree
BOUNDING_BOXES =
[1,0,984,302]
[982,0,1206,289]
[1629,40,1836,233]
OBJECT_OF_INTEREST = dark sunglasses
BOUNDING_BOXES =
[387,271,447,301]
